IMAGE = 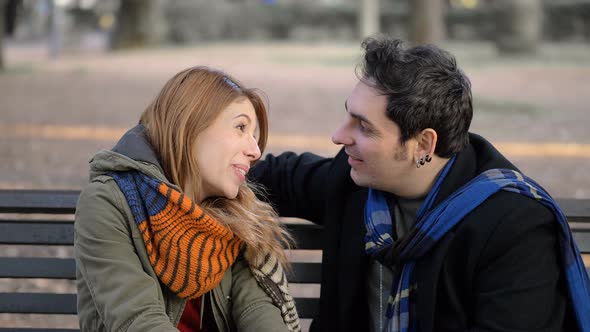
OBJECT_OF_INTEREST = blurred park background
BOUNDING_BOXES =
[1,0,590,199]
[1,0,590,329]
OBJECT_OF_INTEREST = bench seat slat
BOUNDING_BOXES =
[0,293,76,314]
[0,257,75,279]
[0,222,74,245]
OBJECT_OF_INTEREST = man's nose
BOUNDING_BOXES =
[332,122,353,146]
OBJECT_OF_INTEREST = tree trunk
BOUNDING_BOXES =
[494,0,542,55]
[111,0,167,50]
[0,0,6,71]
[47,0,63,59]
[359,0,380,39]
[409,0,445,46]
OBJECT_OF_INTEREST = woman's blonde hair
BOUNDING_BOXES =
[139,66,292,267]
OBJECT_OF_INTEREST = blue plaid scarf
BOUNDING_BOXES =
[365,162,590,332]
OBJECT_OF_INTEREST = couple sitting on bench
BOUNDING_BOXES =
[75,36,590,332]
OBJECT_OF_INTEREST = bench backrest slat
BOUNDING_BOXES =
[573,230,590,253]
[0,292,317,323]
[1,190,587,220]
[0,257,76,279]
[0,256,322,284]
[0,329,79,332]
[0,221,74,245]
[0,190,79,214]
[0,190,587,232]
[0,293,77,314]
[554,198,590,222]
[0,220,322,250]
[1,220,585,252]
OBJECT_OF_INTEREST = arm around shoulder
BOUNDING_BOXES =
[250,150,340,223]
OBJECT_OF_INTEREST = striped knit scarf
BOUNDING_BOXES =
[111,171,301,331]
[365,165,590,332]
[251,253,301,332]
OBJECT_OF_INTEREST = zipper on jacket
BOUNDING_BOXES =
[200,294,205,329]
[211,288,231,331]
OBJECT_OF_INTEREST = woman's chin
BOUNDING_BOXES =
[222,189,240,200]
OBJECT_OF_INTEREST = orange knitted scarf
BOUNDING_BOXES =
[111,171,242,299]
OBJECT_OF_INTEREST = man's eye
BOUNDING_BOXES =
[359,122,370,133]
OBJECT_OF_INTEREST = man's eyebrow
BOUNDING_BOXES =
[344,100,374,128]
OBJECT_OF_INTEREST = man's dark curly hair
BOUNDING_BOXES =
[358,37,473,157]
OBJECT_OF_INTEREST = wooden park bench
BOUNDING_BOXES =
[0,189,588,331]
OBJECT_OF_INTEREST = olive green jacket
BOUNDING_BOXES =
[74,126,288,332]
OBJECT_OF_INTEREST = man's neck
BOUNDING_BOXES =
[393,157,450,199]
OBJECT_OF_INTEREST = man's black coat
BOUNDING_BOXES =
[251,134,571,331]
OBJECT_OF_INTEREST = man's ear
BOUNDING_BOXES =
[414,128,438,159]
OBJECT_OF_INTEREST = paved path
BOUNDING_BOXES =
[1,41,590,199]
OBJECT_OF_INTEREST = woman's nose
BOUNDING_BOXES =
[246,135,262,160]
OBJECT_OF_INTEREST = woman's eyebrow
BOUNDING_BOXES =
[233,114,251,121]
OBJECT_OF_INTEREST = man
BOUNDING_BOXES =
[251,37,589,331]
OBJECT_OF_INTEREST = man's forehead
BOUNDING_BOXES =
[347,83,388,117]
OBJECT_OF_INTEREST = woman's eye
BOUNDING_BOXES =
[236,124,246,132]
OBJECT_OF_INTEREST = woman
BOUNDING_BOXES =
[74,66,300,332]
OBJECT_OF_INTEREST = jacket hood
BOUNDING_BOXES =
[88,125,169,183]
